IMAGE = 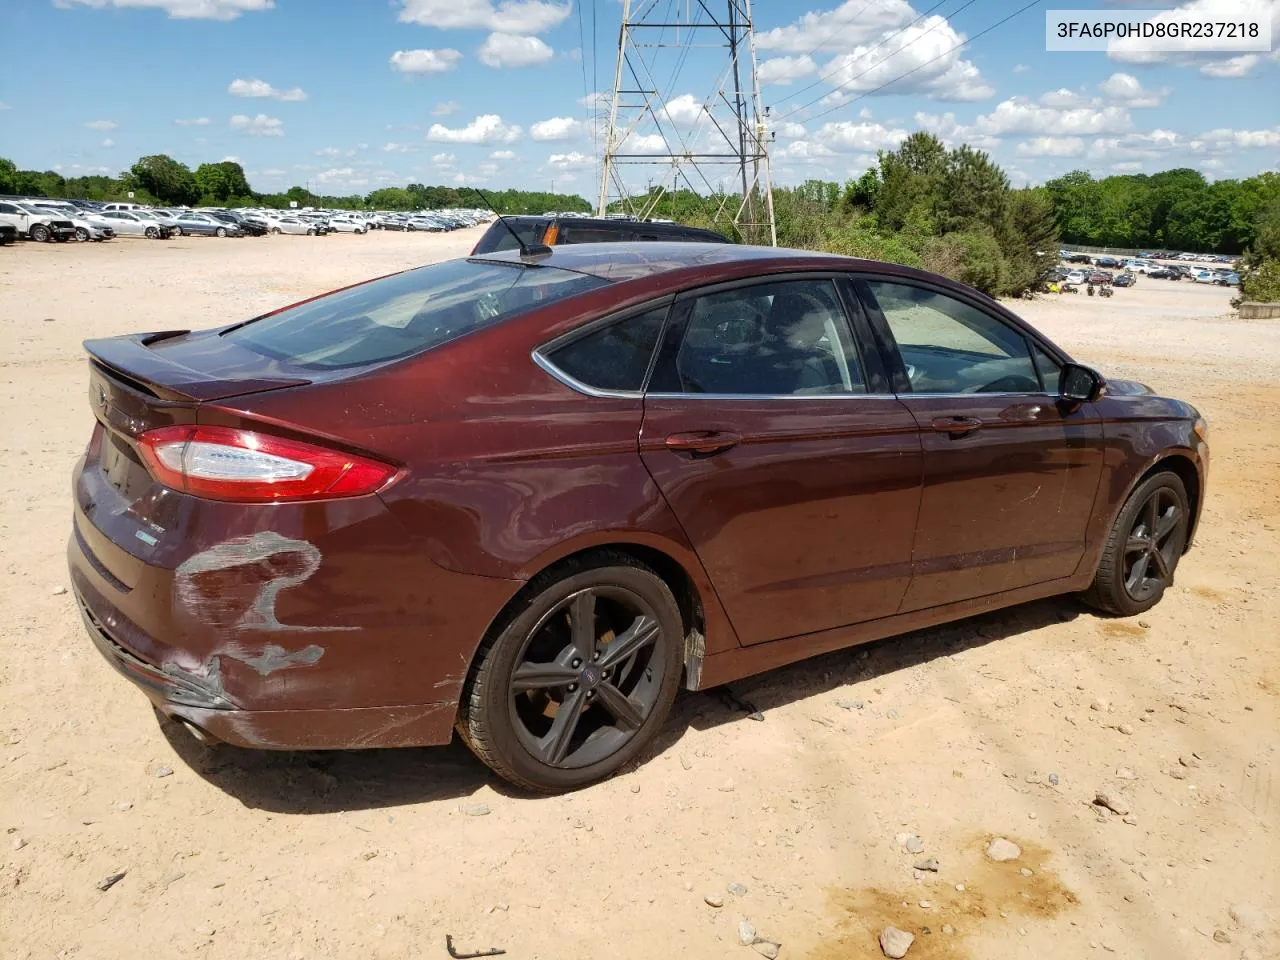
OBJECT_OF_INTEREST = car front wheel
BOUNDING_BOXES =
[75,227,89,241]
[1082,470,1190,616]
[30,224,50,242]
[458,554,684,793]
[145,226,159,239]
[215,227,227,237]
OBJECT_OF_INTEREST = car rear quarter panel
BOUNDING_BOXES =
[220,272,750,656]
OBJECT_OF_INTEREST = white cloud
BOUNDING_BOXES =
[174,116,211,126]
[0,102,9,110]
[315,146,342,157]
[531,116,584,141]
[1012,63,1030,74]
[396,0,569,33]
[228,77,306,101]
[758,55,817,86]
[432,152,457,164]
[1098,72,1166,108]
[812,120,908,153]
[1196,126,1280,148]
[84,119,117,131]
[54,0,273,20]
[315,166,355,182]
[432,100,462,115]
[427,114,522,144]
[548,151,593,168]
[1089,130,1182,160]
[662,93,704,126]
[975,98,1132,136]
[1038,88,1092,109]
[774,140,837,161]
[758,2,993,102]
[389,49,463,74]
[382,142,416,153]
[230,113,284,137]
[1111,161,1144,173]
[913,111,1000,150]
[1108,0,1280,73]
[578,91,610,108]
[617,132,667,153]
[101,138,115,148]
[490,149,516,160]
[774,121,807,139]
[479,33,553,67]
[1199,54,1259,77]
[1015,137,1086,158]
[221,155,240,163]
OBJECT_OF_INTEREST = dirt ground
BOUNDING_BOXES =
[1,232,1276,960]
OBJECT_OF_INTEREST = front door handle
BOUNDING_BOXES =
[931,416,984,437]
[665,431,742,455]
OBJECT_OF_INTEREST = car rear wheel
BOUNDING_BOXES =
[458,555,683,793]
[30,224,50,242]
[1082,470,1189,616]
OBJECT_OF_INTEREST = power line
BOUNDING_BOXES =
[768,0,963,110]
[795,0,1045,126]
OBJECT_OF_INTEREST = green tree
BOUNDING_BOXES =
[937,146,1009,235]
[130,155,198,206]
[194,161,251,203]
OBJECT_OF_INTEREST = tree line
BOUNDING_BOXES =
[0,154,590,216]
[3,143,1276,301]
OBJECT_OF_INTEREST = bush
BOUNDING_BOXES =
[922,232,1009,296]
[1240,260,1280,303]
[823,223,923,268]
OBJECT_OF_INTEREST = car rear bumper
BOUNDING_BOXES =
[70,540,462,749]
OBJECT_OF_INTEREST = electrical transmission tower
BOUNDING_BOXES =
[598,0,777,246]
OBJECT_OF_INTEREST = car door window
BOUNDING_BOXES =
[1031,343,1062,394]
[543,306,666,392]
[651,279,865,396]
[865,281,1040,394]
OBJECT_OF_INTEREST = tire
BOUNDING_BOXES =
[145,226,159,239]
[306,228,315,236]
[30,224,50,243]
[1082,470,1190,616]
[75,227,89,242]
[271,227,281,235]
[458,554,684,793]
[215,227,227,238]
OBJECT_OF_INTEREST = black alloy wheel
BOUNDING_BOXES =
[1083,470,1189,616]
[1121,487,1184,603]
[459,556,683,792]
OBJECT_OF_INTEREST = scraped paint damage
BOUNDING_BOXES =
[173,532,353,692]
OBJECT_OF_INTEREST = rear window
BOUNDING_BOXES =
[473,219,548,254]
[225,258,608,369]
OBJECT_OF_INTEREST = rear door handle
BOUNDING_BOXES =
[665,431,742,455]
[931,416,984,437]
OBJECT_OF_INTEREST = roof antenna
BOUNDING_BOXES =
[466,186,552,259]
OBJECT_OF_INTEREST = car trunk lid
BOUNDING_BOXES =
[76,331,314,588]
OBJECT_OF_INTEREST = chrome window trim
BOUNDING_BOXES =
[531,350,644,400]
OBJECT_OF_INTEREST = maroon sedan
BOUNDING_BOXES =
[69,243,1208,792]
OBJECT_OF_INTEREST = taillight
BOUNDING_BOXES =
[136,425,397,502]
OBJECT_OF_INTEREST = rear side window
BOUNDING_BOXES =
[557,224,632,244]
[472,219,547,254]
[226,259,608,369]
[543,307,667,392]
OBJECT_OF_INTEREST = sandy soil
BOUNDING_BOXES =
[1,232,1276,960]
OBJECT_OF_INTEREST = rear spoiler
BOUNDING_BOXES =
[84,331,311,402]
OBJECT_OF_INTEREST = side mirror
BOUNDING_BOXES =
[1060,362,1106,404]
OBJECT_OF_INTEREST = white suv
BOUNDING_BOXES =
[0,201,79,242]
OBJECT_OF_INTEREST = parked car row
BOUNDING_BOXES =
[1058,249,1238,268]
[0,195,492,247]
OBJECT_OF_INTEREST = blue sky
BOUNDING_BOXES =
[1,0,1277,199]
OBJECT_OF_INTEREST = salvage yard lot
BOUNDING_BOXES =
[1,231,1277,960]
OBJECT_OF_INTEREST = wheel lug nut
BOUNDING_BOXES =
[592,652,600,661]
[568,683,577,691]
[571,659,581,668]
